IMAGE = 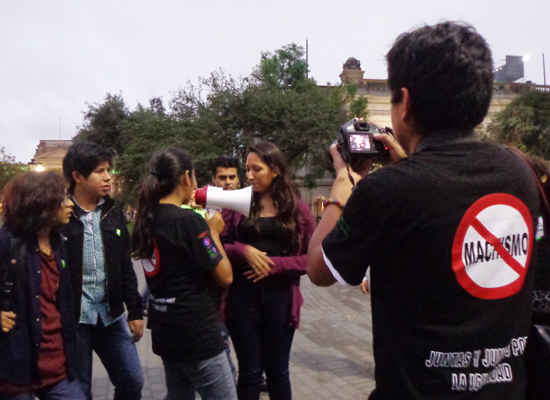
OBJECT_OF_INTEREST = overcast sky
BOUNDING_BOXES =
[1,0,548,162]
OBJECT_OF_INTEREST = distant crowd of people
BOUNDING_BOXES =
[1,20,549,400]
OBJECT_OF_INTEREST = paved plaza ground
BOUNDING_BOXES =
[91,262,376,399]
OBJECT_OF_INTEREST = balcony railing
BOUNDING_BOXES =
[357,79,550,95]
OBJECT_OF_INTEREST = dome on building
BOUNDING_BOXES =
[343,57,361,70]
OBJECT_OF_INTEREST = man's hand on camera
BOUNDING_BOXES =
[373,133,407,164]
[329,142,363,205]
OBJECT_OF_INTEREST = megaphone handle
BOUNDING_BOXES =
[207,208,221,217]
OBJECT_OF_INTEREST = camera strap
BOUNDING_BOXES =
[345,164,357,189]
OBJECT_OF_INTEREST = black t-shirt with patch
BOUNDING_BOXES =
[146,204,224,361]
[323,132,539,399]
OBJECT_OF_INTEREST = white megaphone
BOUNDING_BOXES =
[195,186,253,218]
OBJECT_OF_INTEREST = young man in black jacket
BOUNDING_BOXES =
[61,142,144,400]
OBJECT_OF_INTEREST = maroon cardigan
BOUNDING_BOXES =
[220,199,316,328]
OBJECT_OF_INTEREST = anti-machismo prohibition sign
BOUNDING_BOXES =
[452,193,533,299]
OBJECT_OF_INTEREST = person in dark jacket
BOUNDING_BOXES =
[60,142,144,400]
[524,155,550,400]
[0,171,85,399]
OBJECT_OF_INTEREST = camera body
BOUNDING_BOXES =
[337,118,390,167]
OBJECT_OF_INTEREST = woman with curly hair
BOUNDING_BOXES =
[221,141,316,400]
[0,171,84,399]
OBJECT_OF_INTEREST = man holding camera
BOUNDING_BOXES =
[308,22,540,399]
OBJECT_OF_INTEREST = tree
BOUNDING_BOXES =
[344,84,369,120]
[169,44,366,184]
[253,43,308,89]
[488,90,550,158]
[75,43,369,204]
[74,93,130,156]
[238,79,347,178]
[169,70,252,185]
[116,99,198,204]
[0,147,27,194]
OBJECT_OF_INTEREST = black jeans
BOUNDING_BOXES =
[525,321,550,400]
[226,283,295,400]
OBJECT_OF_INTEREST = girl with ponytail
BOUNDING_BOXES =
[221,141,316,400]
[131,147,236,400]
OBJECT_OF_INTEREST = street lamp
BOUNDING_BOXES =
[28,159,45,171]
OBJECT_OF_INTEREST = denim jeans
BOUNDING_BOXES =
[0,378,85,400]
[76,317,144,400]
[163,351,237,400]
[226,284,296,400]
[221,324,238,386]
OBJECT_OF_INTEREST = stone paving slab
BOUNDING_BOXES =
[91,262,376,399]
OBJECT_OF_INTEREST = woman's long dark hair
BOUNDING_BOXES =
[246,141,300,254]
[528,155,550,200]
[2,171,65,238]
[131,147,193,259]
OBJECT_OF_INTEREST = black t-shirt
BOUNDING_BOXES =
[144,204,224,361]
[238,217,288,257]
[235,217,291,287]
[323,131,539,399]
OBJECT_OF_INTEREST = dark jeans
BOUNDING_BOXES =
[226,284,295,400]
[0,378,85,400]
[75,318,144,400]
[525,322,550,400]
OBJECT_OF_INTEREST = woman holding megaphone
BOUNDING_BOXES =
[221,141,316,400]
[131,147,237,400]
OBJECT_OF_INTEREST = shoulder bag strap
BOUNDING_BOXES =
[507,147,550,237]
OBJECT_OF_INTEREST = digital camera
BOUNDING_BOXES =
[337,118,392,168]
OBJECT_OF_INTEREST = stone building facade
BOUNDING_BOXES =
[30,140,73,172]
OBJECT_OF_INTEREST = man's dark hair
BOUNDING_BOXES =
[211,155,240,177]
[386,21,493,134]
[2,171,65,237]
[63,142,113,194]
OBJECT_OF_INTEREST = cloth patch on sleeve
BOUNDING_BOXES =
[337,216,352,237]
[199,235,219,260]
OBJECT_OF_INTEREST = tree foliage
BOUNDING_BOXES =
[253,43,308,89]
[344,84,370,120]
[75,93,130,156]
[488,90,550,158]
[74,43,368,204]
[0,148,28,195]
